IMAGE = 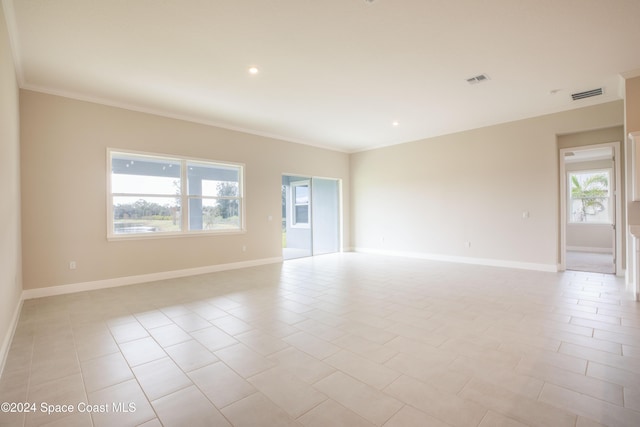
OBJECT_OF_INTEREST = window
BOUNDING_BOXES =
[291,180,310,227]
[568,170,612,224]
[109,150,244,238]
[187,161,241,231]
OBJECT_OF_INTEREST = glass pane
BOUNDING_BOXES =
[189,198,240,230]
[111,153,180,195]
[312,178,340,255]
[569,171,611,223]
[570,198,611,223]
[294,185,309,204]
[188,162,240,197]
[295,205,309,224]
[113,196,181,234]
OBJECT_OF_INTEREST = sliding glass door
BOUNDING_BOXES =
[282,175,340,260]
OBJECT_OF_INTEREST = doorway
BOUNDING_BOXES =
[281,175,341,260]
[559,143,621,274]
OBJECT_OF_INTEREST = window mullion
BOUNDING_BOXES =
[181,159,188,232]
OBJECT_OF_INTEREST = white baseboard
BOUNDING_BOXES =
[0,297,23,378]
[353,248,558,272]
[22,257,283,300]
[566,246,613,254]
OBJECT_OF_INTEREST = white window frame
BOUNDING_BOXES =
[107,148,245,240]
[567,168,612,225]
[290,180,311,228]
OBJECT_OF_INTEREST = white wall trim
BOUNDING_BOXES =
[566,246,614,254]
[354,248,558,273]
[619,268,627,279]
[0,297,23,378]
[22,257,283,300]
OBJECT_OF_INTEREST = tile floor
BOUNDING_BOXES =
[1,253,639,427]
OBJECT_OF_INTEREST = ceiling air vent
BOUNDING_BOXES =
[466,74,490,85]
[571,88,603,101]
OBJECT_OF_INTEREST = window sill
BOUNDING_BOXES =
[107,228,246,241]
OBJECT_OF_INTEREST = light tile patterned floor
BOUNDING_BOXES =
[1,253,639,427]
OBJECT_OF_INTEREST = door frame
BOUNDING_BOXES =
[559,141,622,275]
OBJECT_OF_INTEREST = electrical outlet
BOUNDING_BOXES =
[464,241,471,248]
[69,261,77,270]
[242,245,247,252]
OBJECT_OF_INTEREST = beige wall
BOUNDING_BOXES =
[351,101,624,268]
[566,224,614,251]
[557,126,625,150]
[626,76,640,134]
[0,5,22,366]
[20,90,350,290]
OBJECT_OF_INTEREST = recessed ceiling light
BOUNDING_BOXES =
[392,121,400,127]
[248,66,259,75]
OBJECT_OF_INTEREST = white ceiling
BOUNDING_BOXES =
[4,0,640,152]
